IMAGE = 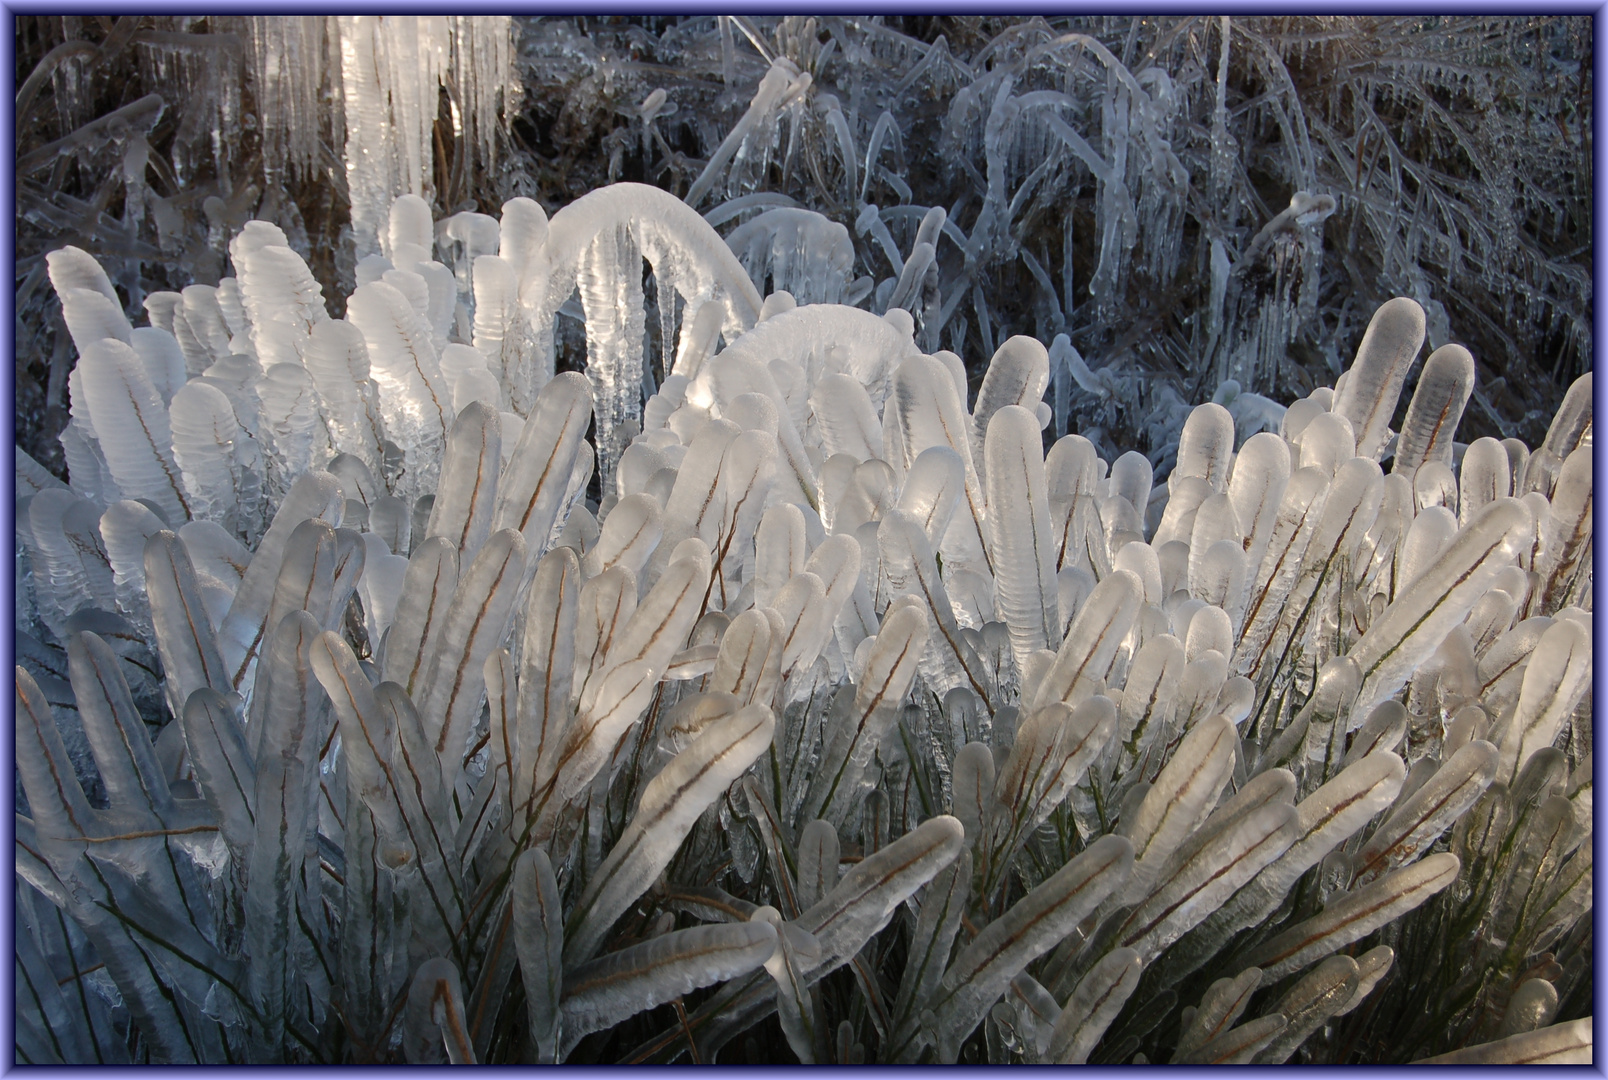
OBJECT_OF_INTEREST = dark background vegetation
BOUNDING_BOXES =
[15,15,1591,481]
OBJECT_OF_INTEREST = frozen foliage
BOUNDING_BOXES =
[340,17,514,259]
[17,200,1592,1062]
[12,14,1593,1068]
[15,16,1587,483]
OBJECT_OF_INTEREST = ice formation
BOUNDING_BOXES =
[338,17,514,259]
[17,190,1591,1062]
[13,15,1593,1067]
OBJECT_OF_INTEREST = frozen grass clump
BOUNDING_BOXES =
[13,15,1591,1066]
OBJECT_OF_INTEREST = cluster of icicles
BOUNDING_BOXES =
[15,184,1592,1064]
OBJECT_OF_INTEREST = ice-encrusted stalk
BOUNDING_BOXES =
[404,957,476,1063]
[923,834,1133,1063]
[753,906,822,1063]
[1495,617,1591,785]
[1240,852,1459,982]
[984,696,1114,897]
[564,704,775,965]
[76,339,191,525]
[1156,750,1406,982]
[877,511,994,706]
[1254,953,1359,1063]
[346,280,453,505]
[890,848,969,1038]
[243,610,327,1056]
[559,922,778,1058]
[1118,799,1298,963]
[984,405,1060,667]
[1350,498,1529,712]
[1173,966,1262,1061]
[1118,714,1237,902]
[1047,947,1143,1063]
[805,602,929,823]
[1414,1019,1592,1065]
[516,546,580,822]
[512,848,565,1062]
[415,528,527,783]
[1331,296,1424,460]
[216,470,345,688]
[423,401,501,563]
[1031,569,1142,711]
[888,355,992,572]
[143,531,232,720]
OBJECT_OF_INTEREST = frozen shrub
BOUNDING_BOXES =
[13,15,1591,1066]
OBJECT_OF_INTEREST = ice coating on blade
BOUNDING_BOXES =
[1233,466,1330,683]
[14,42,1597,1060]
[1255,954,1361,1063]
[1392,343,1474,477]
[168,380,259,539]
[57,287,134,356]
[812,372,885,462]
[1109,450,1154,519]
[1459,437,1511,525]
[689,352,815,508]
[1033,569,1142,711]
[984,406,1060,666]
[76,340,190,525]
[1535,446,1591,611]
[229,222,329,367]
[798,814,965,975]
[346,280,454,505]
[438,343,500,414]
[417,528,527,783]
[1119,714,1237,902]
[989,696,1114,878]
[1225,432,1290,594]
[1540,371,1592,461]
[423,401,501,563]
[888,354,991,571]
[1497,617,1591,785]
[1332,297,1425,461]
[878,511,993,704]
[305,319,387,479]
[243,610,328,1049]
[130,327,188,406]
[565,704,774,965]
[1174,402,1236,494]
[710,429,779,596]
[257,362,321,489]
[1242,853,1460,983]
[492,371,594,552]
[806,601,930,822]
[1351,739,1496,885]
[1049,946,1143,1063]
[544,182,763,350]
[46,245,121,310]
[928,834,1133,1062]
[1120,797,1299,962]
[972,335,1050,457]
[1187,493,1242,597]
[726,207,854,306]
[561,920,777,1054]
[97,501,163,623]
[1351,498,1530,712]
